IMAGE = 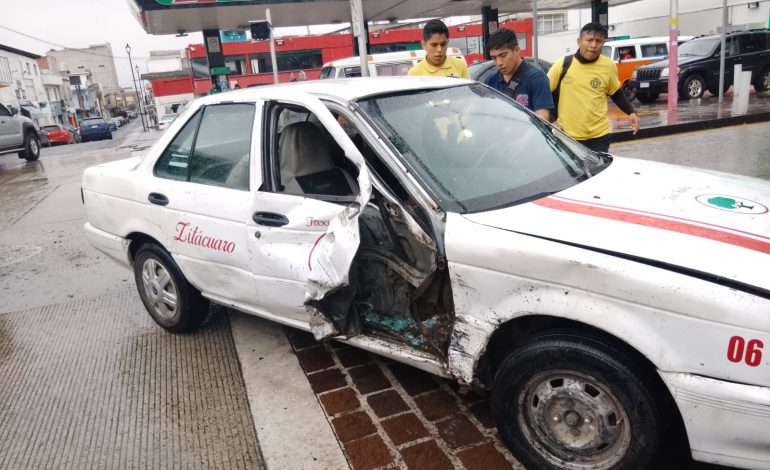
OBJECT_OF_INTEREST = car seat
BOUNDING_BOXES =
[279,121,358,196]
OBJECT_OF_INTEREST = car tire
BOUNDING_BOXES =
[492,330,664,470]
[754,65,770,92]
[635,91,659,103]
[681,74,705,99]
[18,132,40,161]
[622,82,636,102]
[133,243,209,333]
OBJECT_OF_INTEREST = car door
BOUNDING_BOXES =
[243,91,371,328]
[0,103,16,148]
[147,101,259,307]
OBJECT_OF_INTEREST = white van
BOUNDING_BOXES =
[319,48,466,79]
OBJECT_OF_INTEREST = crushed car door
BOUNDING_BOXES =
[244,90,371,336]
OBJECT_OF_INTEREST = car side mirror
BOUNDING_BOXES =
[10,107,18,115]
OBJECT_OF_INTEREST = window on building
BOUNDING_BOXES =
[0,57,11,84]
[224,55,247,75]
[516,33,528,51]
[370,43,419,54]
[250,49,323,74]
[537,13,567,35]
[34,64,38,76]
[449,38,469,55]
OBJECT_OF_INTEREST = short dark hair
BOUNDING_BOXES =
[423,19,449,41]
[580,22,608,39]
[487,28,518,52]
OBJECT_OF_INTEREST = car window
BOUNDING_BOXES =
[343,66,361,78]
[189,104,255,191]
[266,103,359,199]
[679,38,719,56]
[155,110,202,181]
[616,46,636,60]
[641,43,667,57]
[755,32,770,50]
[42,125,60,131]
[0,104,10,117]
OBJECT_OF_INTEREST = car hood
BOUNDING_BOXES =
[462,157,770,293]
[642,55,706,69]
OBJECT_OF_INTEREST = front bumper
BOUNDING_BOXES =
[660,371,770,468]
[629,78,669,95]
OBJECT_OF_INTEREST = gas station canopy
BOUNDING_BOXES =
[130,0,639,35]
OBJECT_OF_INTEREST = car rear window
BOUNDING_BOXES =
[82,119,105,125]
[42,125,61,131]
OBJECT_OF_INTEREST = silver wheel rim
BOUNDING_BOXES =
[687,79,702,98]
[763,70,770,89]
[141,258,178,320]
[517,370,632,470]
[30,138,39,156]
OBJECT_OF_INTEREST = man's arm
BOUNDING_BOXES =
[610,90,640,135]
[530,70,555,120]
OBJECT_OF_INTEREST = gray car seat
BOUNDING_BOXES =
[279,121,358,196]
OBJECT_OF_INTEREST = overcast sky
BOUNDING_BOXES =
[0,0,346,88]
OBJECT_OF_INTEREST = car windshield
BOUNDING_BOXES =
[42,125,60,131]
[679,38,719,56]
[82,119,105,125]
[357,84,605,213]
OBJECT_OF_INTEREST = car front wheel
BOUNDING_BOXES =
[754,65,770,92]
[492,330,664,470]
[622,82,636,102]
[133,244,209,333]
[18,132,40,161]
[681,75,705,99]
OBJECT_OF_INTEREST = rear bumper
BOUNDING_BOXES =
[84,222,131,268]
[81,132,111,140]
[660,371,770,468]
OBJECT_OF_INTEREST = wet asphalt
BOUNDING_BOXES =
[1,114,764,468]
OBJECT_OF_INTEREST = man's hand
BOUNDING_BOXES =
[629,112,640,135]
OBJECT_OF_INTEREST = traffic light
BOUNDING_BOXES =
[250,21,271,41]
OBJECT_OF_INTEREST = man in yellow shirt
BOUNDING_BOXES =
[408,19,470,79]
[547,23,640,153]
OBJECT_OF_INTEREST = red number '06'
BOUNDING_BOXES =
[727,336,764,367]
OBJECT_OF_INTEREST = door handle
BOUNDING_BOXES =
[253,211,289,227]
[148,192,169,206]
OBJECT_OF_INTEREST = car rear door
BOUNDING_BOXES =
[0,104,17,148]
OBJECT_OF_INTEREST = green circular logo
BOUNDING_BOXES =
[590,78,601,89]
[696,194,768,214]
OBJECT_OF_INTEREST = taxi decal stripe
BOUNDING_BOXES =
[308,233,327,271]
[533,196,770,255]
[553,195,770,242]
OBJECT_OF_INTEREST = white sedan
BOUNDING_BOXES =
[82,77,770,469]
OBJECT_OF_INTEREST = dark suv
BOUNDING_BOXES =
[629,29,770,102]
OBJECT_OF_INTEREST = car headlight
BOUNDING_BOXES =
[660,67,669,78]
[631,70,637,79]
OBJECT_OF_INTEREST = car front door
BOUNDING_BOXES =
[244,92,371,328]
[148,101,259,307]
[0,104,16,148]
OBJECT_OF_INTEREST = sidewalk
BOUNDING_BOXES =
[609,90,770,141]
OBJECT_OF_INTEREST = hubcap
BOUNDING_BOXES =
[517,370,631,469]
[688,79,702,98]
[141,258,178,320]
[30,139,39,155]
[763,70,770,89]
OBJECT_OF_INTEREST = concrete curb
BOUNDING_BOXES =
[611,110,770,142]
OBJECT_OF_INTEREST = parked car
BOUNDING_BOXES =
[157,113,177,130]
[107,119,118,131]
[601,36,693,101]
[37,125,51,147]
[41,124,75,145]
[319,48,466,79]
[469,57,554,83]
[82,78,770,470]
[0,102,41,161]
[630,29,770,102]
[63,123,81,143]
[79,118,112,142]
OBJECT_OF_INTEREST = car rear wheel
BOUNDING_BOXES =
[492,330,664,470]
[18,132,40,161]
[754,65,770,92]
[681,75,705,99]
[134,243,209,333]
[635,91,659,103]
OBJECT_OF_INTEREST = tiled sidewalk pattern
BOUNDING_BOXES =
[285,328,523,470]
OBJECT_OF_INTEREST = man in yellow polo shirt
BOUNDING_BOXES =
[548,22,639,153]
[408,19,470,79]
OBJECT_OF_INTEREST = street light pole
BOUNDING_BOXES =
[136,65,150,128]
[126,43,147,132]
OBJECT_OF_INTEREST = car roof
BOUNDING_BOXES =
[322,48,463,68]
[199,77,473,104]
[604,36,693,47]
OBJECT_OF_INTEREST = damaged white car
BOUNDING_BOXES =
[82,78,770,469]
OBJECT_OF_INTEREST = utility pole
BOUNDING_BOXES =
[126,43,147,132]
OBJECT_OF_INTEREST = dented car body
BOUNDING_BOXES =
[82,78,770,469]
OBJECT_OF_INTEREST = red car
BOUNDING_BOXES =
[41,124,75,145]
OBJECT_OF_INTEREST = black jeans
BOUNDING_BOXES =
[577,134,611,153]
